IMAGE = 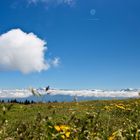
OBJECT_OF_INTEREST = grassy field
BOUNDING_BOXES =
[0,98,140,140]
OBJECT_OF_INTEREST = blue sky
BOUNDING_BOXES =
[0,0,140,89]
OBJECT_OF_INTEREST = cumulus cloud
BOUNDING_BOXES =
[27,0,76,6]
[0,29,49,74]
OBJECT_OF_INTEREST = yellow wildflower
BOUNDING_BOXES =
[108,131,117,140]
[61,135,65,139]
[60,125,70,131]
[115,104,125,110]
[65,132,70,138]
[54,125,61,132]
[54,124,70,139]
[108,136,115,140]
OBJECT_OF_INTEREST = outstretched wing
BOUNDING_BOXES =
[45,86,50,92]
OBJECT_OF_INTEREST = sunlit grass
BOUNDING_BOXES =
[0,98,140,139]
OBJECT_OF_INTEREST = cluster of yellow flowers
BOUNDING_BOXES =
[54,125,70,139]
[104,105,113,111]
[115,104,126,110]
[104,103,132,112]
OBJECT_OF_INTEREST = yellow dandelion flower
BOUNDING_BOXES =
[54,125,61,132]
[65,132,70,138]
[60,125,65,130]
[60,125,70,131]
[65,126,70,130]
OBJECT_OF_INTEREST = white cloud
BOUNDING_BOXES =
[0,29,49,74]
[0,89,139,99]
[27,0,76,6]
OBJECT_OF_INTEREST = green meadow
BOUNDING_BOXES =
[0,98,140,140]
